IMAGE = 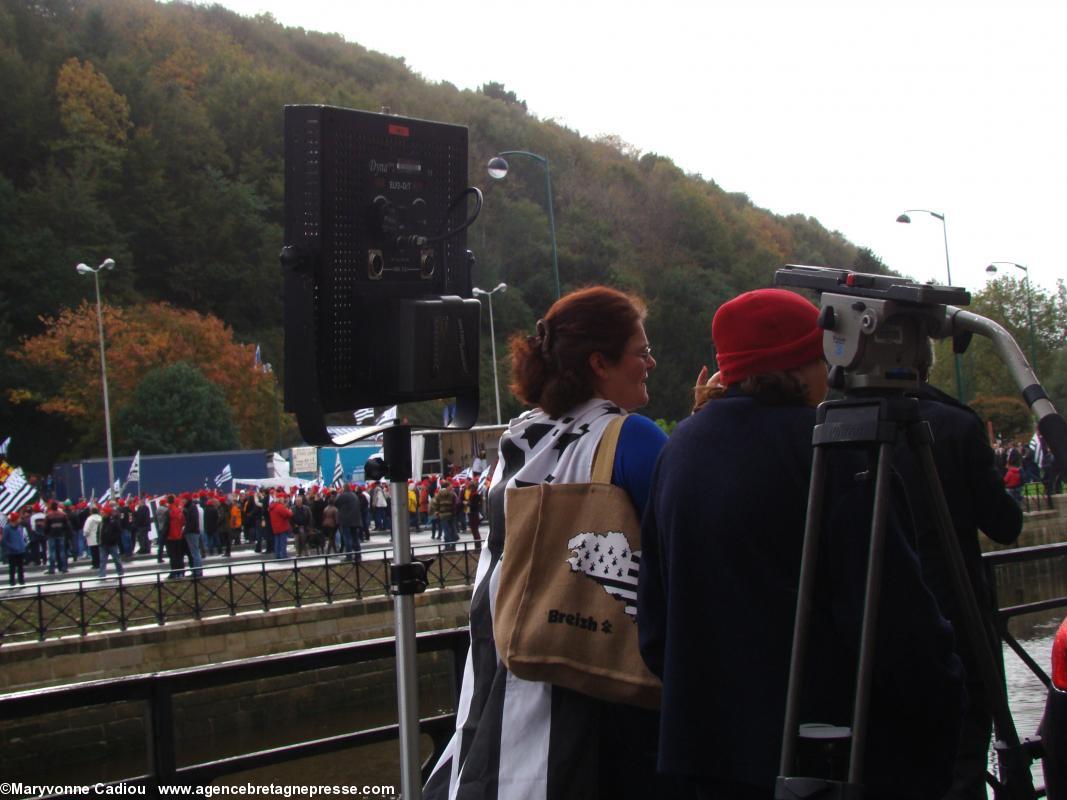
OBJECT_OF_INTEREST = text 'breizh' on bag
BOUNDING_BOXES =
[494,415,661,709]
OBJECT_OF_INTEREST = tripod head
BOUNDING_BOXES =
[774,265,1067,464]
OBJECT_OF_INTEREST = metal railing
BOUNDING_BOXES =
[984,541,1067,689]
[0,543,482,644]
[1019,481,1059,514]
[0,627,470,792]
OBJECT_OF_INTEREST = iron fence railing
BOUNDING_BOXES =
[0,627,470,793]
[0,543,481,644]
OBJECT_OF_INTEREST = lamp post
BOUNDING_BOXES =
[985,262,1038,368]
[487,151,560,299]
[76,258,117,498]
[473,283,508,425]
[896,209,965,399]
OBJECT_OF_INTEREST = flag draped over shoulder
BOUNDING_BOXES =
[214,464,232,488]
[0,461,38,516]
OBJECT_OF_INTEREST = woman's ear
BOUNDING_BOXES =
[588,351,610,379]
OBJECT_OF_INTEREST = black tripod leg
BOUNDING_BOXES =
[847,441,895,786]
[780,445,830,777]
[913,440,1035,800]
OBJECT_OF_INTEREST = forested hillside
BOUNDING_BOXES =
[1,0,892,471]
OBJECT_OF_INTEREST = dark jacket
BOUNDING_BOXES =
[183,502,200,534]
[44,510,72,539]
[203,503,219,535]
[100,515,122,548]
[895,385,1023,685]
[334,490,360,528]
[638,393,963,799]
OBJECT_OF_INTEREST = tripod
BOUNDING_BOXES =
[776,393,1037,800]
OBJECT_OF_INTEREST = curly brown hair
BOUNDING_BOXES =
[509,286,647,418]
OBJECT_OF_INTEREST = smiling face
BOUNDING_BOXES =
[589,324,655,411]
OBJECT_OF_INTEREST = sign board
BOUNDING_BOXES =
[291,446,318,474]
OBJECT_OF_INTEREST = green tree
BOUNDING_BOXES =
[117,362,240,454]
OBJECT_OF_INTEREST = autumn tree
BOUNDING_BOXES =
[10,302,278,456]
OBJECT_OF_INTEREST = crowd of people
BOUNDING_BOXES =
[0,472,492,585]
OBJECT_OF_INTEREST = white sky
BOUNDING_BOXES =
[209,0,1066,294]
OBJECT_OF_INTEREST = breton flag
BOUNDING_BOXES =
[0,461,37,516]
[375,406,398,426]
[100,477,121,503]
[254,344,262,369]
[353,407,375,424]
[566,531,641,619]
[0,436,9,457]
[331,451,345,488]
[124,451,141,488]
[214,464,232,488]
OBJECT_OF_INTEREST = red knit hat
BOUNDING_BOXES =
[713,289,823,385]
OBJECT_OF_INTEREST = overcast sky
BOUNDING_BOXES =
[208,0,1066,295]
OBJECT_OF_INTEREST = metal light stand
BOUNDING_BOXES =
[776,394,1036,800]
[383,424,429,800]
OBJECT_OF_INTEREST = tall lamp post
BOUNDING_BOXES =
[985,262,1038,368]
[473,283,508,425]
[896,209,965,399]
[487,151,560,299]
[76,258,117,498]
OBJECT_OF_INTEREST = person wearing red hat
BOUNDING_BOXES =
[98,503,125,579]
[3,511,29,586]
[268,490,293,560]
[638,288,964,799]
[165,495,187,579]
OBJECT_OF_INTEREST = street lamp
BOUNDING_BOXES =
[896,209,965,399]
[473,283,508,425]
[985,262,1038,368]
[76,258,117,499]
[487,151,560,299]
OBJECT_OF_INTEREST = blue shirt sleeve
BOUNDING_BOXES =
[611,414,668,519]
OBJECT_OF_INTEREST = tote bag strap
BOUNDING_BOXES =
[590,415,627,484]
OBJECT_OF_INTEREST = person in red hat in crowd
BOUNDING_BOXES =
[268,489,293,560]
[639,288,964,799]
[83,503,103,571]
[44,500,72,574]
[182,492,204,578]
[2,511,29,586]
[418,478,431,531]
[154,497,170,564]
[97,503,125,579]
[291,493,312,557]
[133,496,152,555]
[165,495,187,579]
[431,478,457,551]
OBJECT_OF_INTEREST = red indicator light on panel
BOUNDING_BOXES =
[388,124,410,137]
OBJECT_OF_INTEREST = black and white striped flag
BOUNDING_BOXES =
[214,464,232,488]
[0,462,37,516]
[331,451,345,488]
[353,407,375,424]
[124,451,141,487]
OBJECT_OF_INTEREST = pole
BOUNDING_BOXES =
[938,214,966,402]
[1023,271,1038,369]
[543,157,561,299]
[487,291,501,425]
[384,425,421,800]
[93,270,116,500]
[497,151,561,299]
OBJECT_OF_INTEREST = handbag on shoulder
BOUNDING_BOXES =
[493,415,661,709]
